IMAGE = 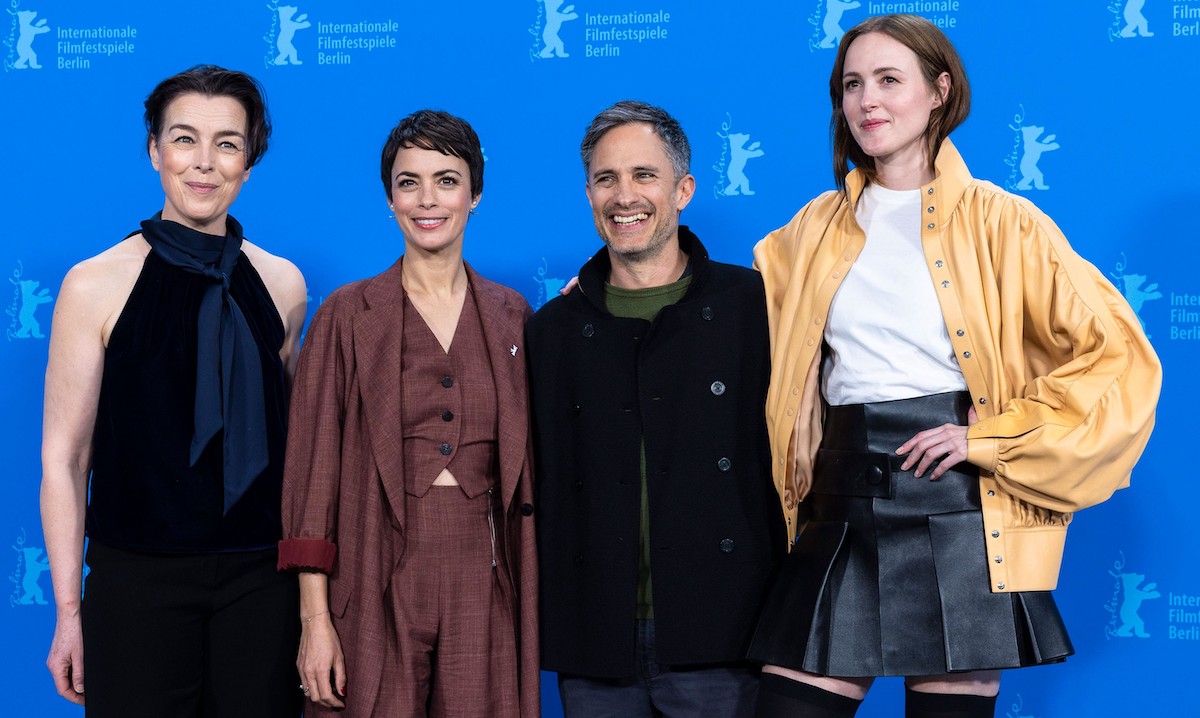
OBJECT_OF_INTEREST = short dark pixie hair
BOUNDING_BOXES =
[380,110,484,200]
[580,100,691,183]
[143,64,271,169]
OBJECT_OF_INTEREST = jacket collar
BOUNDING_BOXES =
[352,257,528,517]
[576,225,710,314]
[360,256,405,307]
[845,138,973,222]
[358,256,517,310]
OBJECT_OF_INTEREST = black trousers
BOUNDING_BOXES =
[81,542,301,718]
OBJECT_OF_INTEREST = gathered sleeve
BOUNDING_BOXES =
[964,197,1162,514]
[277,294,353,573]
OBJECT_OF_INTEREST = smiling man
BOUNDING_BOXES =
[525,101,784,717]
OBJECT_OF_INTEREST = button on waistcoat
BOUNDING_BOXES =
[401,288,499,498]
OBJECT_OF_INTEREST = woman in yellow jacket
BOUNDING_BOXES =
[747,14,1161,718]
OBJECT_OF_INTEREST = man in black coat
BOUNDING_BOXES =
[526,100,785,717]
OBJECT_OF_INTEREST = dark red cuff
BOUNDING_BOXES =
[277,537,336,572]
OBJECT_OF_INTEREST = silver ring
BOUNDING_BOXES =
[300,684,310,695]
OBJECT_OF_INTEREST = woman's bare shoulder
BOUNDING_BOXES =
[62,236,149,298]
[241,240,307,338]
[56,236,151,343]
[242,240,305,294]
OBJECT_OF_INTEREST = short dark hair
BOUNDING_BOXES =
[829,14,971,191]
[143,65,271,169]
[580,100,691,182]
[379,110,484,200]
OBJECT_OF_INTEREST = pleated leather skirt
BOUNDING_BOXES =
[748,391,1073,677]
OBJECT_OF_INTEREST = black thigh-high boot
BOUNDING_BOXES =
[904,687,997,718]
[755,673,862,718]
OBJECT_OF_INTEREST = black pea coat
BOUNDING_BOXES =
[526,228,785,678]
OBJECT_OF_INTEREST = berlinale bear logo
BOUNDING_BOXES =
[537,0,578,59]
[714,114,766,199]
[1104,553,1161,639]
[1016,125,1059,191]
[7,264,54,341]
[10,9,51,70]
[10,530,51,606]
[723,134,765,197]
[273,5,311,65]
[1115,572,1160,638]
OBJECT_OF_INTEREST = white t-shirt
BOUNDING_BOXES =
[821,182,967,406]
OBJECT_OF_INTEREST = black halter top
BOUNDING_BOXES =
[86,249,289,552]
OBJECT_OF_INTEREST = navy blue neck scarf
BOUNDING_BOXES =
[139,213,267,514]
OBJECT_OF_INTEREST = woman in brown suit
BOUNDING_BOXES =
[278,110,539,717]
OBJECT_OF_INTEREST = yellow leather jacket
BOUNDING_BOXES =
[753,140,1161,592]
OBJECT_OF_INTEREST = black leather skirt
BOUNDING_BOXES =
[748,391,1073,677]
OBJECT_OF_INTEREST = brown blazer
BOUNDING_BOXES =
[279,259,539,717]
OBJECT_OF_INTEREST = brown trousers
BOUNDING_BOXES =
[378,485,520,717]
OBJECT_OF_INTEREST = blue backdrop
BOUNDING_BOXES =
[2,1,1196,715]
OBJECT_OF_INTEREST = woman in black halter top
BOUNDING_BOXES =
[40,65,308,717]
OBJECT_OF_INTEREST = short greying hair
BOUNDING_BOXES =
[580,100,691,182]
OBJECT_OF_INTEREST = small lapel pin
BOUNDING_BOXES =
[510,344,519,356]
